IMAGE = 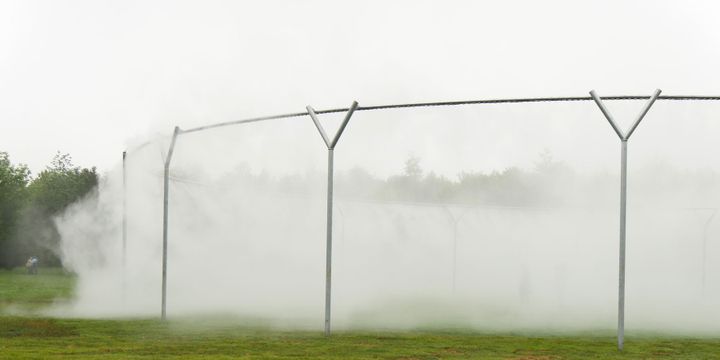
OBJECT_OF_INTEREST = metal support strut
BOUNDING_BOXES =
[122,151,127,301]
[443,206,469,293]
[161,126,181,320]
[590,89,661,351]
[702,211,716,293]
[307,101,359,336]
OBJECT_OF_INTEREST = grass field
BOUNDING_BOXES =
[1,268,719,359]
[0,268,75,309]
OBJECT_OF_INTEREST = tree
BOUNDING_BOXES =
[403,155,423,179]
[0,152,31,268]
[15,152,98,267]
[27,152,98,215]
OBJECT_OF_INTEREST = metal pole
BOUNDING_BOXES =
[590,89,661,351]
[443,206,468,294]
[122,151,127,299]
[452,221,458,292]
[701,211,716,294]
[307,101,358,336]
[324,149,334,336]
[161,126,181,320]
[618,140,627,351]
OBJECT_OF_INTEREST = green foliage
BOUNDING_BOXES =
[0,152,98,268]
[27,152,98,216]
[0,152,31,268]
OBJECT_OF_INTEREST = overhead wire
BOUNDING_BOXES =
[179,94,720,135]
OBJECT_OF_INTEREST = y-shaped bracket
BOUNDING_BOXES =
[590,89,661,351]
[591,89,661,141]
[307,101,359,150]
[306,101,359,336]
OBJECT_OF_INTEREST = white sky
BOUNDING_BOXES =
[1,0,719,175]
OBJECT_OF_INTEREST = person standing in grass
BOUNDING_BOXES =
[25,256,38,275]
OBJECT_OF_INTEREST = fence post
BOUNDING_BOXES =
[307,101,359,336]
[590,89,661,351]
[161,126,182,320]
[122,151,127,301]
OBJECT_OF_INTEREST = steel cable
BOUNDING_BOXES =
[180,95,720,135]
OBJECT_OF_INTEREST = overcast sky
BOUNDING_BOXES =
[1,0,719,175]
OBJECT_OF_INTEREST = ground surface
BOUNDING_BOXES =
[1,268,719,359]
[0,268,75,309]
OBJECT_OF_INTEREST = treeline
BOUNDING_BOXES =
[223,151,607,207]
[0,152,98,269]
[334,153,578,206]
[226,152,718,209]
[234,152,581,205]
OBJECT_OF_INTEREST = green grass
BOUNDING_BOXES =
[0,267,76,309]
[1,268,719,359]
[2,317,720,359]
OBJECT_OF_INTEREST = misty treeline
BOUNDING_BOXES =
[0,151,98,268]
[212,150,719,209]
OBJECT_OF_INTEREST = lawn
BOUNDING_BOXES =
[0,267,75,308]
[1,268,719,359]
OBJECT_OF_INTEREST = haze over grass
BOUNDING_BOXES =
[50,102,720,335]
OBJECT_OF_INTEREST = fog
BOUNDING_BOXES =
[3,0,720,173]
[3,0,719,336]
[53,101,720,334]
